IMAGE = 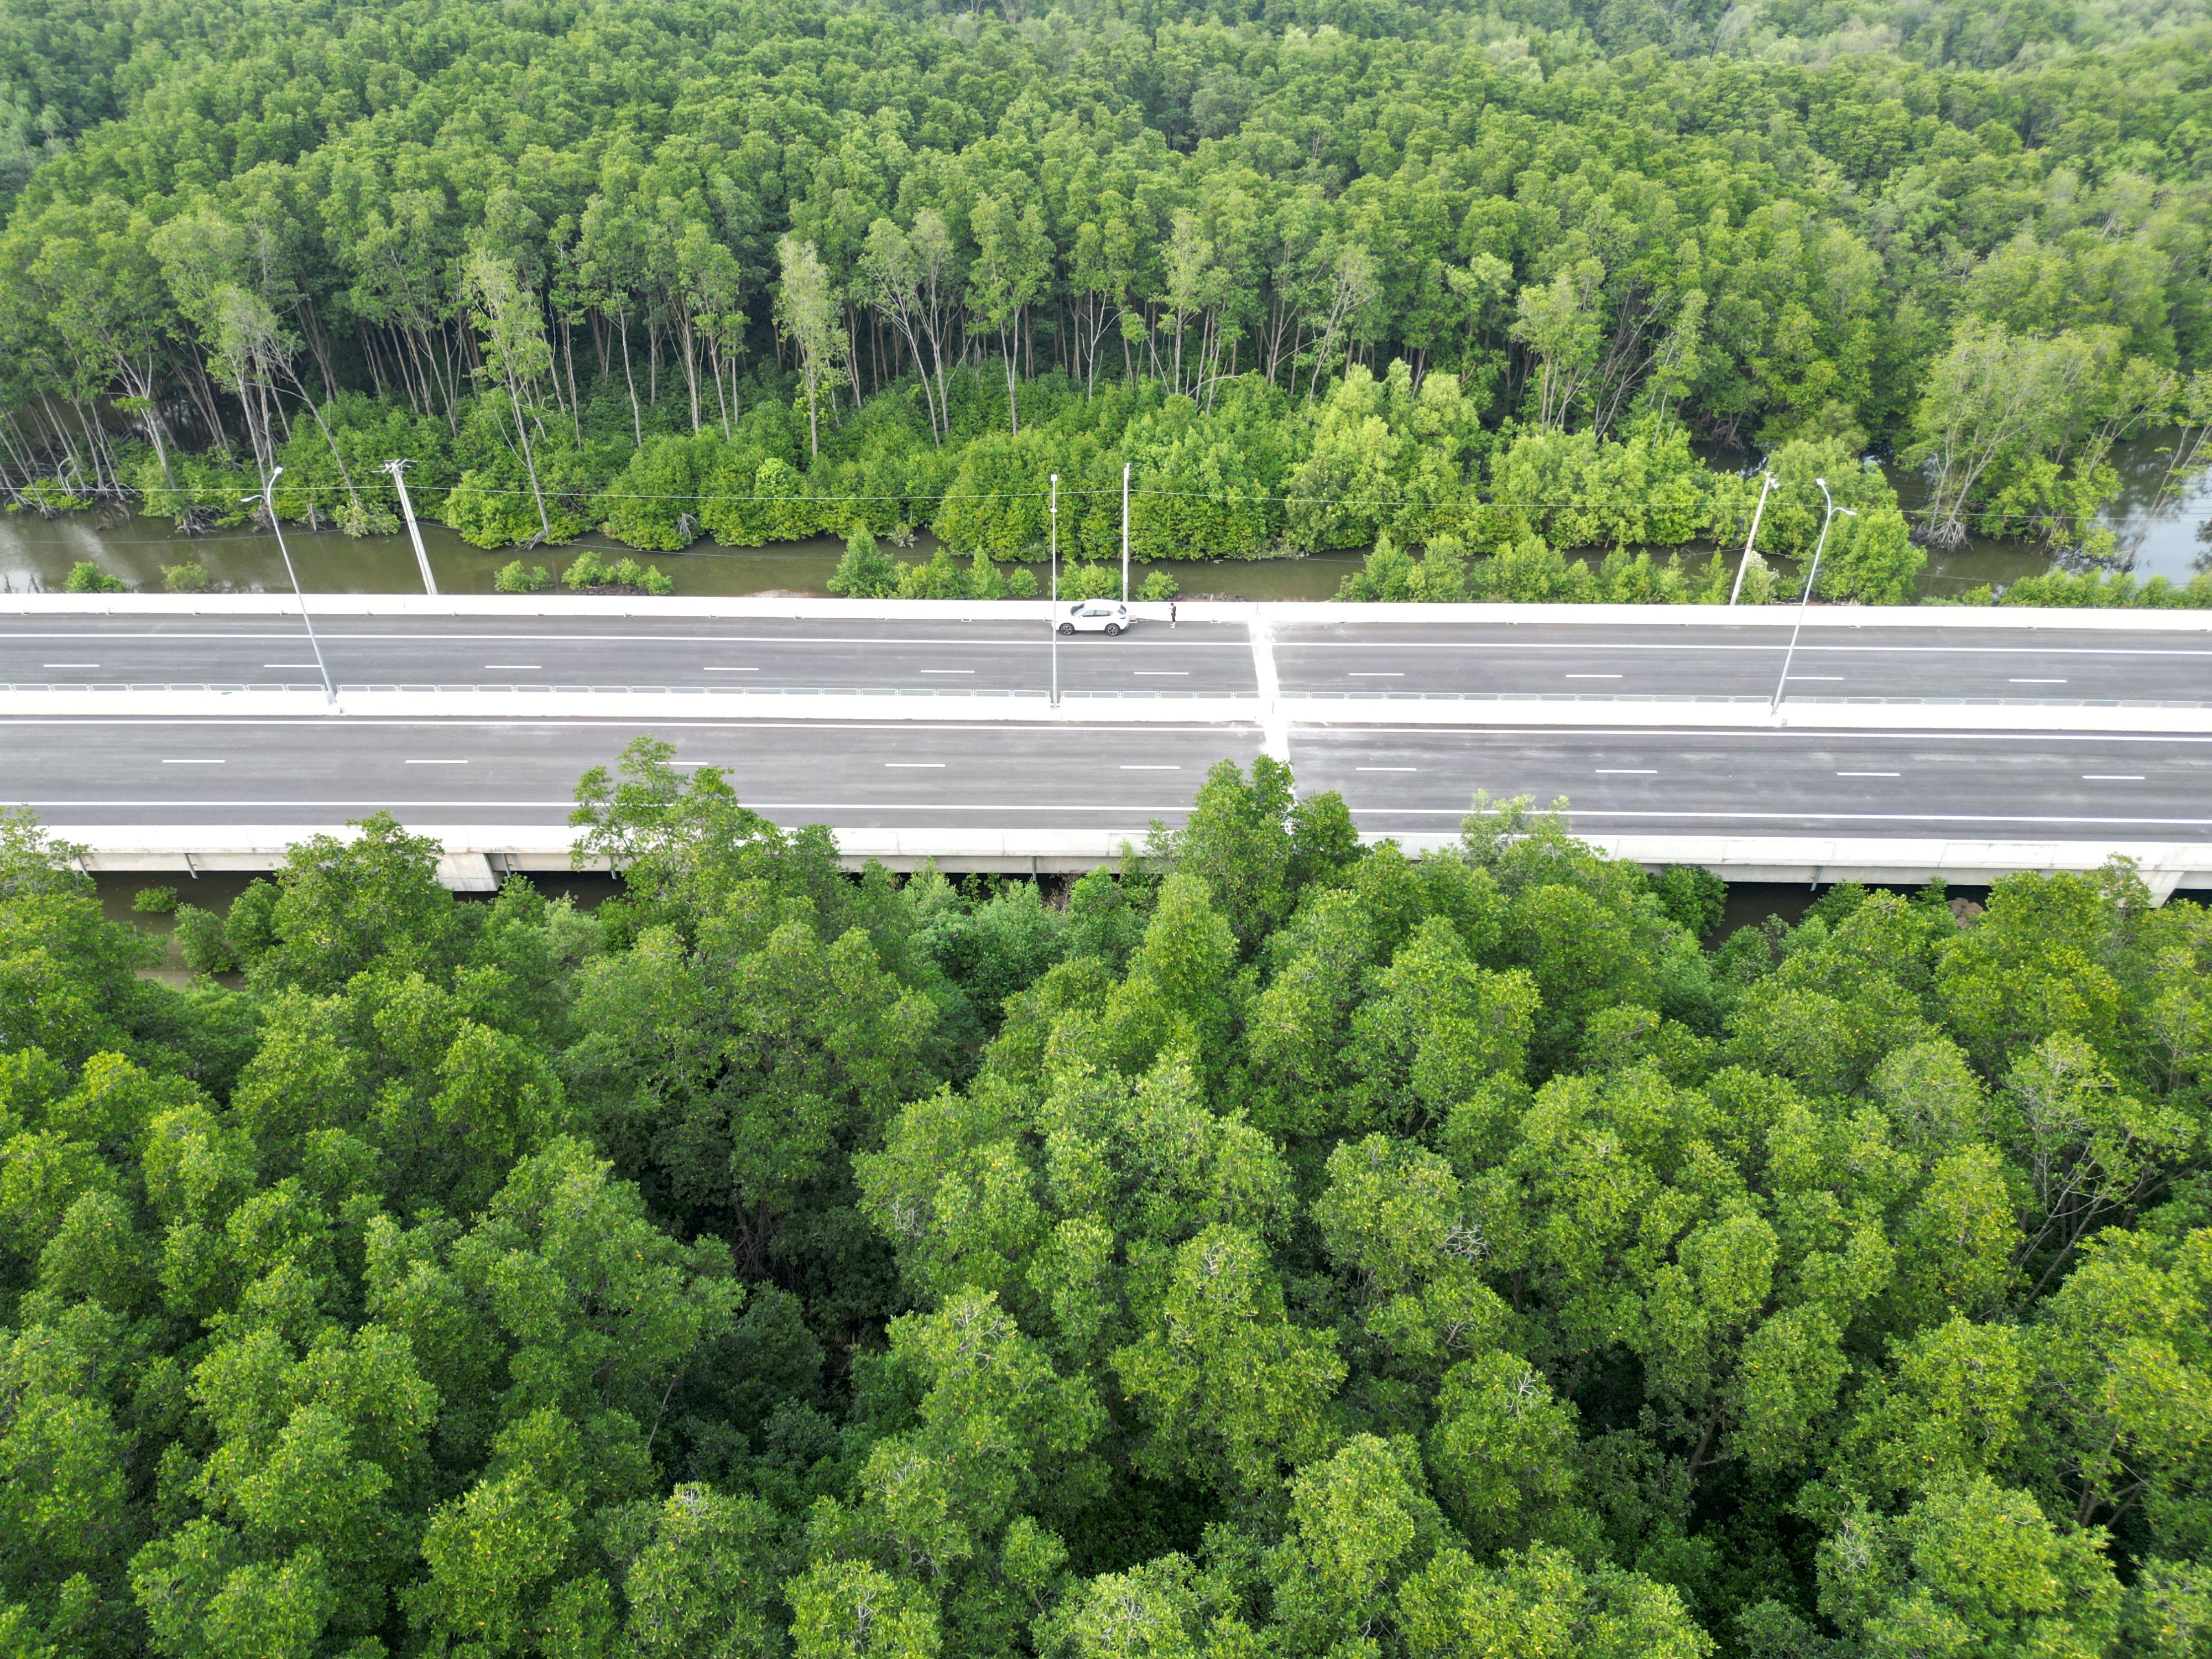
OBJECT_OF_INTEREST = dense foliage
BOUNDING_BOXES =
[4,744,2211,1658]
[2,0,2210,599]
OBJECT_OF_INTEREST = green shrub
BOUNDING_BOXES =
[1006,567,1039,598]
[132,885,179,914]
[1997,570,2212,609]
[895,548,970,598]
[173,904,238,974]
[161,561,210,592]
[1138,568,1180,602]
[1056,562,1120,602]
[494,560,553,593]
[62,561,127,593]
[829,529,900,598]
[1649,865,1726,936]
[561,551,672,593]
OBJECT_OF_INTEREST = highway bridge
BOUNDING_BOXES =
[4,595,2208,898]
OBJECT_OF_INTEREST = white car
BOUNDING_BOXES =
[1057,600,1130,635]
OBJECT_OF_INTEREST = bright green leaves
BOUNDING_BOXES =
[1934,865,2142,1071]
[822,1290,1102,1583]
[1341,919,1537,1135]
[1817,1478,2121,1659]
[2000,1035,2199,1294]
[1314,1134,1505,1370]
[0,1308,134,1600]
[448,1136,740,1425]
[132,1322,437,1659]
[1099,875,1240,1079]
[790,1562,941,1659]
[1726,890,1947,1098]
[1399,1545,1714,1659]
[615,1484,784,1659]
[1266,1434,1447,1658]
[1036,1546,1254,1659]
[570,906,944,1276]
[2030,1223,2212,1547]
[1244,890,1378,1136]
[1841,1318,2031,1505]
[1427,1353,1583,1554]
[1114,1224,1345,1498]
[863,1040,1296,1361]
[0,816,164,1072]
[1145,759,1358,956]
[380,1010,572,1215]
[410,1408,593,1657]
[236,814,463,997]
[1481,1062,1903,1479]
[134,1528,336,1659]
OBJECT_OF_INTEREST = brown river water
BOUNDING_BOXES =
[3,436,2204,601]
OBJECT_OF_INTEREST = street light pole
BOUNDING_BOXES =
[1770,477,1855,714]
[1729,471,1772,606]
[1120,460,1130,602]
[1048,472,1060,710]
[248,466,336,705]
[383,459,437,595]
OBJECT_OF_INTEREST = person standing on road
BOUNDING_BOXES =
[1170,601,1177,628]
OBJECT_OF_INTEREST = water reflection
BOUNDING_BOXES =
[3,432,2204,601]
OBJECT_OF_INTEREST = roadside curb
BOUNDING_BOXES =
[5,593,2211,633]
[46,822,2212,899]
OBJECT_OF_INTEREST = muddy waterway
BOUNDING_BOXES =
[4,436,2204,601]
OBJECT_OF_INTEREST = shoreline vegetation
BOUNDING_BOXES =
[1,0,2209,609]
[4,756,2210,1659]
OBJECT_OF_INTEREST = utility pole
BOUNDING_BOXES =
[247,466,335,705]
[1048,473,1060,709]
[384,459,437,595]
[1120,460,1131,603]
[1770,477,1855,714]
[1729,471,1772,606]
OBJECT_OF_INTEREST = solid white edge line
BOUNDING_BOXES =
[1347,807,2212,826]
[21,800,1193,811]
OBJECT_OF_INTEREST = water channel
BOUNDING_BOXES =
[4,435,2205,601]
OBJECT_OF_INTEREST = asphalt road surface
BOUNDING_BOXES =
[4,615,2209,702]
[12,715,2208,841]
[0,616,1261,697]
[1267,620,2212,702]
